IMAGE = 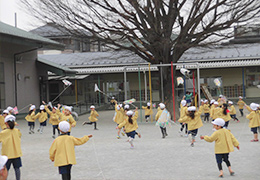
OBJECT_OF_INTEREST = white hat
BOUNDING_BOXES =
[4,114,16,122]
[250,103,258,111]
[0,155,8,170]
[228,101,233,104]
[204,99,208,103]
[201,99,204,102]
[181,100,186,106]
[124,104,130,109]
[117,104,121,110]
[90,105,95,109]
[187,106,196,111]
[30,105,36,110]
[210,99,215,104]
[59,121,70,133]
[239,96,243,99]
[214,102,219,105]
[40,105,45,110]
[147,102,151,106]
[126,110,134,116]
[212,118,225,127]
[219,95,223,98]
[53,107,57,110]
[112,97,115,99]
[65,106,72,112]
[159,103,165,109]
[7,106,13,112]
[2,110,9,114]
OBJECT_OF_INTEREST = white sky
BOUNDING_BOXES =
[0,0,41,30]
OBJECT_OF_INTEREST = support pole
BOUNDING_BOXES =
[184,75,186,95]
[242,67,245,98]
[197,63,201,106]
[148,63,153,122]
[171,62,176,122]
[98,75,101,106]
[144,71,147,101]
[138,65,142,122]
[124,67,127,100]
[75,79,78,105]
[160,62,164,102]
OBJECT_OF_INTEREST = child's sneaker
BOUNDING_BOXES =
[52,135,55,139]
[117,135,120,139]
[190,143,194,147]
[37,128,40,132]
[82,121,87,126]
[29,131,31,134]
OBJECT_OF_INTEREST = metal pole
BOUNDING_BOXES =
[242,67,246,98]
[98,75,101,106]
[197,63,201,106]
[75,79,78,105]
[144,71,147,101]
[148,63,153,122]
[138,65,142,122]
[160,62,164,102]
[124,67,127,100]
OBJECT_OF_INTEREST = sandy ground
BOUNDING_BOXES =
[3,108,260,180]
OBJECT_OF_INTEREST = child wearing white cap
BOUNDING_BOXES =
[113,102,125,139]
[246,103,260,142]
[210,102,221,121]
[217,103,232,128]
[178,106,204,147]
[25,105,36,134]
[203,100,210,122]
[34,105,48,134]
[142,102,153,122]
[155,103,170,138]
[56,104,76,135]
[49,121,92,180]
[0,155,8,180]
[0,115,22,180]
[179,99,188,137]
[228,101,239,122]
[237,96,245,116]
[43,102,60,138]
[116,109,139,148]
[200,118,239,178]
[0,110,9,130]
[82,105,99,130]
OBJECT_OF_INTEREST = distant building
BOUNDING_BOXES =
[30,23,103,54]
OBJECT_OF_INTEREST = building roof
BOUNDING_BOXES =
[30,23,92,38]
[0,21,64,50]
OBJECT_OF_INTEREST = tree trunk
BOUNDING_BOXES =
[160,66,180,121]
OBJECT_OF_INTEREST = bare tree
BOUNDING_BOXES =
[21,0,260,116]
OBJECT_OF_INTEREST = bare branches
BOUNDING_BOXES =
[21,0,260,63]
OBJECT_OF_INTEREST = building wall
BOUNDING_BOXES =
[0,41,46,110]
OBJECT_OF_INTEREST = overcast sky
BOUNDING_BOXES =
[0,0,41,30]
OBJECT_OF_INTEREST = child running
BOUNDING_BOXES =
[56,105,76,135]
[237,96,245,116]
[0,115,22,180]
[200,118,239,178]
[43,102,60,138]
[210,101,220,121]
[34,105,48,134]
[113,103,125,139]
[142,102,153,122]
[246,103,260,142]
[25,105,36,134]
[82,105,99,130]
[217,103,231,128]
[179,99,188,137]
[116,110,139,148]
[178,106,203,147]
[49,121,92,180]
[228,101,239,122]
[203,100,210,122]
[155,103,170,138]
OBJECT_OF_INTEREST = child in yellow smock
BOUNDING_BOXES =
[49,121,92,180]
[34,105,48,134]
[0,110,9,130]
[155,103,171,138]
[217,103,231,128]
[113,103,125,139]
[237,96,245,116]
[203,100,210,122]
[82,105,99,130]
[178,106,203,147]
[228,101,239,122]
[179,99,188,136]
[200,118,239,178]
[142,102,153,122]
[210,101,221,120]
[25,105,36,134]
[117,110,139,148]
[57,105,76,136]
[246,103,260,142]
[44,104,60,138]
[0,115,22,180]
